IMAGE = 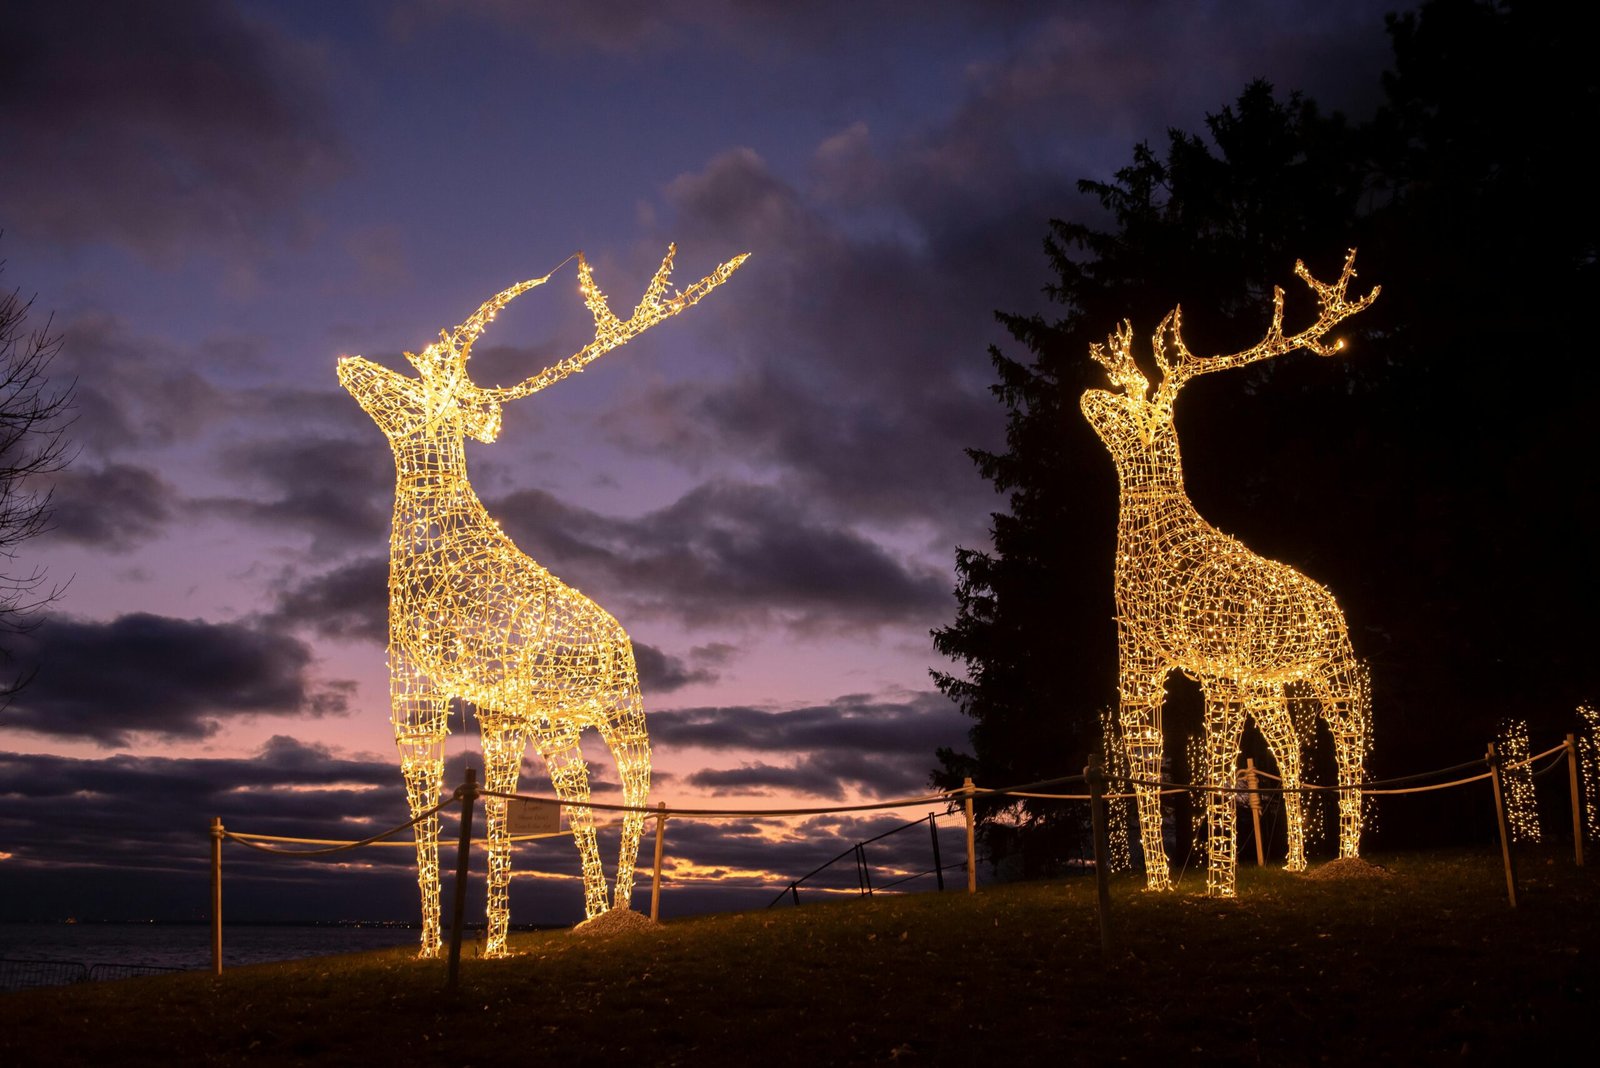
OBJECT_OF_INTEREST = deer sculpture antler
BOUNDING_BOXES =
[1091,250,1379,408]
[1089,321,1152,401]
[469,245,747,403]
[406,245,747,404]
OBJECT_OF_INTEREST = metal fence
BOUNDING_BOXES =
[0,957,182,993]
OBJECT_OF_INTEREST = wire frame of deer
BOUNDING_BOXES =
[1079,249,1378,897]
[338,245,746,956]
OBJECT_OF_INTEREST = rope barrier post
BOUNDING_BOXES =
[1487,744,1518,909]
[650,803,667,922]
[1245,758,1265,867]
[929,813,945,891]
[790,884,799,907]
[963,777,977,894]
[860,844,873,896]
[208,818,224,978]
[1086,753,1113,956]
[447,767,478,992]
[1567,733,1585,868]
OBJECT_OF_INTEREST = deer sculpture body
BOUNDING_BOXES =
[1080,250,1377,897]
[338,246,745,956]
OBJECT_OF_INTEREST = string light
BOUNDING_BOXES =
[1496,719,1541,843]
[339,246,746,957]
[1577,704,1599,842]
[1185,733,1208,867]
[1079,250,1378,897]
[1099,706,1134,872]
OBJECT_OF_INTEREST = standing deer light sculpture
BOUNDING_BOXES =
[1080,250,1377,897]
[338,246,745,956]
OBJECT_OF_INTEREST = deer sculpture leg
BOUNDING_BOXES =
[1253,692,1308,872]
[478,716,528,958]
[1202,681,1249,897]
[1119,646,1173,891]
[596,685,650,910]
[533,721,608,919]
[1314,657,1370,859]
[393,672,450,958]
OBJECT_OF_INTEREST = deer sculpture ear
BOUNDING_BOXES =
[462,396,503,443]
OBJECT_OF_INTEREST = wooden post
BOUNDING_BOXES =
[208,818,224,978]
[1086,753,1114,955]
[790,884,799,906]
[1567,733,1585,867]
[929,813,945,891]
[1487,744,1518,909]
[650,803,667,922]
[1245,758,1265,867]
[963,777,977,894]
[447,767,478,991]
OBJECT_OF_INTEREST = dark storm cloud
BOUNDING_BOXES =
[491,480,948,630]
[1,736,392,804]
[46,463,179,550]
[0,738,421,920]
[632,642,717,693]
[655,691,963,755]
[686,762,824,794]
[0,0,345,257]
[400,0,1054,54]
[602,4,1400,538]
[200,435,393,553]
[0,741,959,921]
[268,554,389,644]
[46,319,360,460]
[620,146,1038,533]
[4,613,354,747]
[53,315,228,454]
[683,751,937,800]
[663,691,966,799]
[0,718,960,921]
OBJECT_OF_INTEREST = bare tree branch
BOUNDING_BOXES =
[0,247,76,695]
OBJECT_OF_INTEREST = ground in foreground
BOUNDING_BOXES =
[2,849,1593,1064]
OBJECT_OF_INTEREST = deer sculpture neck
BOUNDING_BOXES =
[1080,249,1378,898]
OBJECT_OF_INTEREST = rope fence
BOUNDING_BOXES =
[208,730,1594,979]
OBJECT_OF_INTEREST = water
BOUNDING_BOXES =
[0,921,423,978]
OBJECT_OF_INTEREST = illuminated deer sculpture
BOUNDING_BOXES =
[1080,250,1377,897]
[338,246,745,956]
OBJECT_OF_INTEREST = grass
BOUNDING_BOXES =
[2,848,1594,1065]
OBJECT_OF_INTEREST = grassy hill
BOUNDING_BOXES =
[2,848,1594,1064]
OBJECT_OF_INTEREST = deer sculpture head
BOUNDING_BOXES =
[1080,249,1380,485]
[338,245,747,448]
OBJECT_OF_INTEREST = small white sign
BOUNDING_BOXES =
[507,799,561,836]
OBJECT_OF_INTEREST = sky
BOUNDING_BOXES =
[0,0,1414,927]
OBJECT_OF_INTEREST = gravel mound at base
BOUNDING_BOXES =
[570,908,659,938]
[1305,857,1391,881]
